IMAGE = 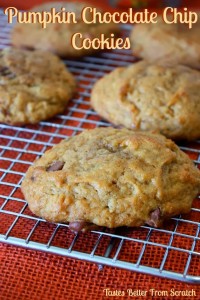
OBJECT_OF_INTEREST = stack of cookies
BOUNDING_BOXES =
[1,2,199,232]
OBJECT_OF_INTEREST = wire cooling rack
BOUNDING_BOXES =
[0,10,200,284]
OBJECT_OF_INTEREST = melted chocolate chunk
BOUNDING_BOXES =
[30,175,35,182]
[69,221,87,233]
[83,224,99,232]
[0,66,16,79]
[21,45,34,51]
[146,208,161,228]
[46,161,64,172]
[69,221,99,233]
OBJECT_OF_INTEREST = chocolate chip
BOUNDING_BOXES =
[69,221,99,233]
[82,223,99,233]
[0,66,16,79]
[69,221,87,233]
[21,45,34,51]
[0,67,8,73]
[46,161,64,172]
[30,175,35,182]
[146,208,161,228]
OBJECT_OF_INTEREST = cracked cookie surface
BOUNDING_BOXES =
[21,127,200,228]
[91,61,200,140]
[12,1,119,57]
[0,47,76,125]
[130,16,200,69]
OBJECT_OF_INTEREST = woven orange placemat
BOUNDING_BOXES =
[1,243,199,300]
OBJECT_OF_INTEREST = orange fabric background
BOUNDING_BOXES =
[0,1,200,300]
[1,243,200,300]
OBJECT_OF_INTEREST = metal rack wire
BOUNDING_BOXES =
[0,10,200,284]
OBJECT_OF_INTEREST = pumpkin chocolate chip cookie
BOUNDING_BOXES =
[91,61,200,140]
[130,16,200,69]
[0,47,76,125]
[21,127,200,229]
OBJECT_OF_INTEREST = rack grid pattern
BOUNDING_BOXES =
[0,10,200,284]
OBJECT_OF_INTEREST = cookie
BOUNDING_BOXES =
[0,47,76,125]
[21,127,200,229]
[12,2,119,57]
[130,16,200,69]
[91,61,200,140]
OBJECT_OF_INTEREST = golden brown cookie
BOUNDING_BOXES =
[0,47,76,125]
[91,61,200,140]
[21,127,200,229]
[12,2,119,57]
[130,16,200,69]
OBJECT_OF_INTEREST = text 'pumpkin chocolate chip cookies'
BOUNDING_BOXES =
[21,128,200,230]
[130,16,200,69]
[91,61,200,140]
[0,47,76,125]
[12,1,119,57]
